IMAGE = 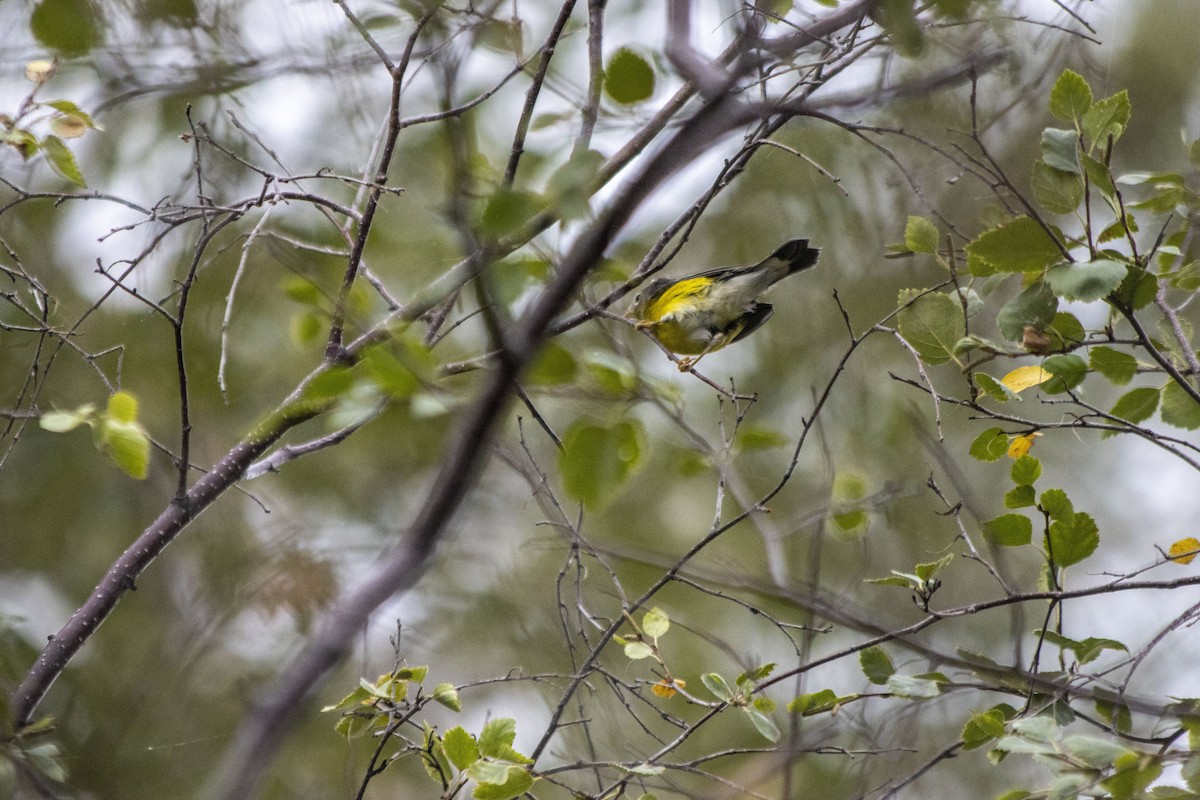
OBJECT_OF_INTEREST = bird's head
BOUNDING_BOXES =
[626,278,672,322]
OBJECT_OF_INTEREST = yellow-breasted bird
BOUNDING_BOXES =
[627,239,821,370]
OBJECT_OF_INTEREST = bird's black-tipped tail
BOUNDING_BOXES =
[770,239,821,275]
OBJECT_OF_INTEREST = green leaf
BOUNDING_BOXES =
[1047,312,1086,349]
[477,718,530,763]
[969,427,1008,461]
[41,135,86,187]
[290,312,324,345]
[1095,699,1132,734]
[1129,186,1188,213]
[745,707,781,742]
[788,689,846,716]
[2,126,40,159]
[420,731,451,785]
[1142,787,1199,799]
[433,683,462,712]
[1010,455,1041,486]
[829,470,870,539]
[1080,151,1116,197]
[1010,715,1059,744]
[334,711,378,740]
[39,404,95,433]
[997,281,1057,342]
[490,257,548,307]
[558,420,645,509]
[642,607,670,639]
[1032,161,1083,214]
[393,666,427,686]
[905,216,940,254]
[21,741,67,783]
[1062,735,1128,769]
[1044,775,1089,797]
[737,426,789,450]
[962,707,1010,750]
[1171,261,1200,292]
[865,575,916,588]
[1099,215,1138,244]
[480,188,546,238]
[896,289,965,366]
[1156,316,1194,362]
[31,0,102,56]
[99,419,150,479]
[469,762,534,800]
[873,0,924,56]
[1046,512,1099,567]
[1049,69,1093,121]
[738,664,776,686]
[1186,754,1200,793]
[1041,354,1088,394]
[106,391,139,423]
[860,646,895,685]
[443,726,480,770]
[702,673,735,702]
[1005,485,1036,509]
[982,514,1032,547]
[1161,382,1200,430]
[321,685,372,713]
[1109,386,1159,425]
[967,217,1063,273]
[752,695,776,713]
[301,366,355,403]
[585,352,638,396]
[362,346,421,398]
[1089,346,1137,385]
[604,48,654,104]
[1039,631,1128,665]
[623,640,653,660]
[545,149,603,220]
[1038,488,1074,522]
[886,674,941,699]
[931,0,970,17]
[526,342,578,385]
[1102,752,1162,800]
[1082,90,1132,148]
[1040,128,1081,174]
[281,276,323,306]
[975,374,1019,403]
[1045,259,1128,302]
[955,287,986,318]
[44,100,99,130]
[915,555,952,582]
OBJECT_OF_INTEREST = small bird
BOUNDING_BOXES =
[626,239,821,370]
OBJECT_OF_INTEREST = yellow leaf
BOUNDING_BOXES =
[1167,537,1200,565]
[652,679,684,698]
[1006,432,1041,459]
[1001,365,1052,393]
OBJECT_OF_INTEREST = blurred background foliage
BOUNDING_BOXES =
[2,0,1200,798]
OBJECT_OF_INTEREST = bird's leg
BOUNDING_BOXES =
[676,329,735,372]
